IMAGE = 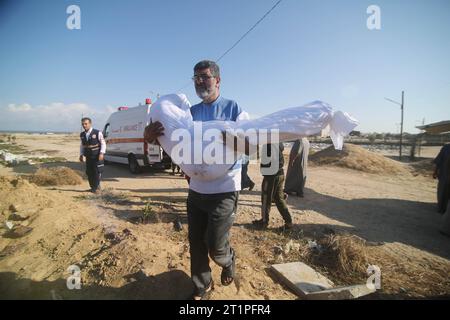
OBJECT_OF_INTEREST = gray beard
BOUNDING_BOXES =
[196,88,212,100]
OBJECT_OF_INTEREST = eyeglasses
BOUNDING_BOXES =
[192,75,215,82]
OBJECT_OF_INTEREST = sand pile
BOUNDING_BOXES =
[0,176,52,211]
[310,143,409,175]
[26,167,83,186]
[0,176,54,238]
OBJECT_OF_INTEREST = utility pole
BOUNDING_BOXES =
[80,113,84,173]
[416,117,425,157]
[400,91,404,161]
[385,91,405,161]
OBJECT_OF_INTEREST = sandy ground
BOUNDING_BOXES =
[1,133,449,300]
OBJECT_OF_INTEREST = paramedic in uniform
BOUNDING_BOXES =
[79,117,106,193]
[144,60,249,300]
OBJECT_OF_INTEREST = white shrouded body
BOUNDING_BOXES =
[148,94,358,181]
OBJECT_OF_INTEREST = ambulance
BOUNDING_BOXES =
[102,98,171,173]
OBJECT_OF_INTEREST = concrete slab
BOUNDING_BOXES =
[306,284,376,300]
[271,262,334,297]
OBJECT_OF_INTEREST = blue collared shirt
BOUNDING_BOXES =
[190,96,243,122]
[188,96,246,194]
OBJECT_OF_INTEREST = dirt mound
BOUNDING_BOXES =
[26,167,83,186]
[408,159,434,177]
[0,176,53,236]
[0,176,52,211]
[310,144,409,175]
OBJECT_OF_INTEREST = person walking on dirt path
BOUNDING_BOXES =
[79,117,106,194]
[253,143,293,231]
[144,60,250,300]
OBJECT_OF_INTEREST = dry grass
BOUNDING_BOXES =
[300,234,369,284]
[321,234,369,274]
[26,167,83,186]
[310,143,410,175]
[294,232,450,297]
[0,143,27,154]
[366,246,450,297]
[28,157,67,164]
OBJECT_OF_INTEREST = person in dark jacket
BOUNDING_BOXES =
[79,117,106,193]
[433,143,450,214]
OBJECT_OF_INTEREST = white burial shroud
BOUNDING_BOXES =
[148,94,359,181]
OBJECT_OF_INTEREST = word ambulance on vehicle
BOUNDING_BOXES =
[102,98,171,173]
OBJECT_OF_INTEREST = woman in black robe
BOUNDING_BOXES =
[284,138,310,197]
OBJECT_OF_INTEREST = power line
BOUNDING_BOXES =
[176,80,193,93]
[216,0,283,62]
[176,0,283,93]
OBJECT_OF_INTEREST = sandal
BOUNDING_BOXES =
[221,248,235,286]
[191,280,214,300]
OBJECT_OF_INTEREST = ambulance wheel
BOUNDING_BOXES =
[128,154,141,174]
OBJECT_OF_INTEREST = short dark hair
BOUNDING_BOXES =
[81,117,92,123]
[194,60,220,78]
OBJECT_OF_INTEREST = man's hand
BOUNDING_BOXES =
[79,155,84,162]
[144,121,164,143]
[99,153,104,161]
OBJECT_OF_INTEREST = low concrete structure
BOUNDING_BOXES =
[271,262,334,297]
[306,284,376,300]
[271,261,377,300]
